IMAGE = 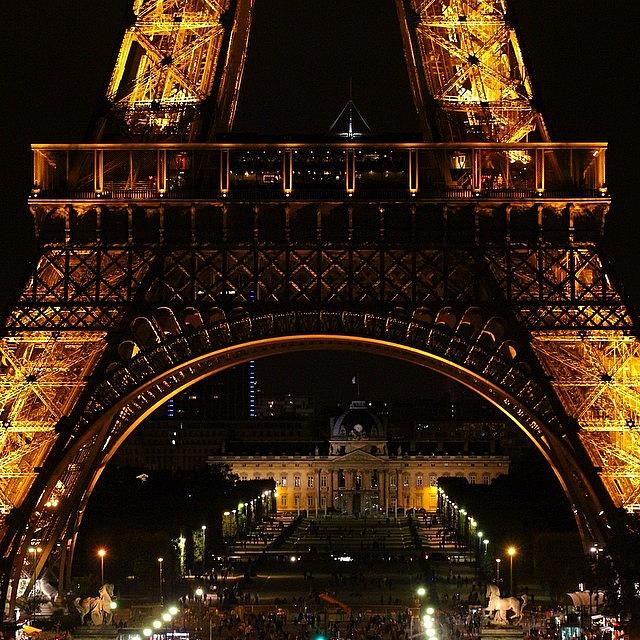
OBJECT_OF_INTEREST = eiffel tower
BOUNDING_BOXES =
[0,0,635,617]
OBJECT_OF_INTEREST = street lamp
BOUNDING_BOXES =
[495,558,501,584]
[416,586,426,597]
[97,548,107,584]
[507,546,517,595]
[158,557,164,604]
[28,546,42,601]
[201,525,207,573]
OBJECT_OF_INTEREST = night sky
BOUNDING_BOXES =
[2,1,639,399]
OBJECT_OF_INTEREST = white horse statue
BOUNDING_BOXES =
[74,583,114,625]
[485,584,527,625]
[36,570,59,605]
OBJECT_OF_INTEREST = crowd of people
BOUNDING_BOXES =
[202,611,416,640]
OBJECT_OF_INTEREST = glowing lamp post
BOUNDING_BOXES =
[495,558,501,584]
[158,557,164,604]
[28,546,42,601]
[507,546,517,594]
[97,548,106,584]
[201,525,207,573]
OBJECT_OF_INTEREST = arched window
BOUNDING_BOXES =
[416,474,423,487]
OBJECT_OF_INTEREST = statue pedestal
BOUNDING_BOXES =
[480,627,524,640]
[72,626,118,640]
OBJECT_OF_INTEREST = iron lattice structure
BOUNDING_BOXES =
[103,0,254,138]
[0,0,638,621]
[397,0,548,141]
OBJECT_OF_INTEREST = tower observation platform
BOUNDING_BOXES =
[31,141,606,203]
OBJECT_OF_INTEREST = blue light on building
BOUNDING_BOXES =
[248,289,257,418]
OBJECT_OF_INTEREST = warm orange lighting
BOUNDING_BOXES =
[507,546,516,557]
[97,548,106,558]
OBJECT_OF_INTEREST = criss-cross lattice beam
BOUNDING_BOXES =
[399,0,545,141]
[531,332,640,510]
[105,0,253,138]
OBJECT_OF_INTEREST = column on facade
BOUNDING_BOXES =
[332,468,338,512]
[316,468,320,518]
[395,469,399,518]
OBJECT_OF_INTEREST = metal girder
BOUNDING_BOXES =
[105,0,237,137]
[0,333,107,514]
[531,332,640,511]
[400,0,545,141]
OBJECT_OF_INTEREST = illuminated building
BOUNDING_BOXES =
[209,401,509,514]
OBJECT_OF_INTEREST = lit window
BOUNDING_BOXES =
[403,475,409,487]
[294,476,301,488]
[281,476,287,487]
[307,476,314,488]
[416,475,423,487]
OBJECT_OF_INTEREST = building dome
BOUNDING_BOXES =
[331,401,385,440]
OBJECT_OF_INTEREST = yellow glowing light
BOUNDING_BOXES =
[98,548,106,558]
[168,606,179,616]
[507,546,516,557]
[152,621,161,630]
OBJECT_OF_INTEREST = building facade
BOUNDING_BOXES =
[208,401,509,515]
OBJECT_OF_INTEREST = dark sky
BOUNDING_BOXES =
[2,0,639,383]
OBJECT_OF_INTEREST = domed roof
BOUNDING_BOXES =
[331,401,385,440]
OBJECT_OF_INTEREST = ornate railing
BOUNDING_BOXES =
[31,141,608,201]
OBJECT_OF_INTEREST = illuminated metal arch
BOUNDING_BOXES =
[4,306,611,605]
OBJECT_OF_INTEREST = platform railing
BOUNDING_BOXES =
[31,142,608,201]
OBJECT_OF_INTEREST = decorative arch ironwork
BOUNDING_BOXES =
[0,305,613,614]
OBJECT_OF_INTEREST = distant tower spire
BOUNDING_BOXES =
[329,79,371,139]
